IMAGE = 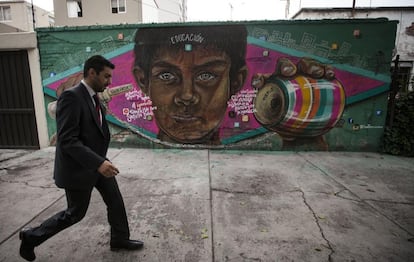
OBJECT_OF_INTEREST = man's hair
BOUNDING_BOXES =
[133,24,247,79]
[83,55,115,77]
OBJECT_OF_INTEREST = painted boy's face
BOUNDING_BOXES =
[140,46,232,143]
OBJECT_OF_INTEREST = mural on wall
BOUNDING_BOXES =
[39,20,397,150]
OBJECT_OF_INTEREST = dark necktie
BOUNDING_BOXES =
[92,94,101,125]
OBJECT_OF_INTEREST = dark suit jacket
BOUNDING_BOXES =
[54,83,110,190]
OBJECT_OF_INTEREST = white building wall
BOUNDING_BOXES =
[0,1,53,32]
[53,0,142,26]
[1,1,31,31]
[53,0,185,26]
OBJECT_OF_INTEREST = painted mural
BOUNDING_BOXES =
[38,19,397,151]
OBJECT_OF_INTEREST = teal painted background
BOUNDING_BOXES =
[37,19,397,151]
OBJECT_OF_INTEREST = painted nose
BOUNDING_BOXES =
[174,79,199,106]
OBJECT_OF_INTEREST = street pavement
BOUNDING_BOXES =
[0,147,413,262]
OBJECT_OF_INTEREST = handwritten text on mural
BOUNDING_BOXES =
[170,33,205,45]
[228,89,257,115]
[123,89,156,122]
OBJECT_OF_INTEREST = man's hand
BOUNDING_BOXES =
[97,160,120,177]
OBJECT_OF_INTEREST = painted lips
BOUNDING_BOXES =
[172,114,199,123]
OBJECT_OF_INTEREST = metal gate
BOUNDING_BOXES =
[0,50,39,149]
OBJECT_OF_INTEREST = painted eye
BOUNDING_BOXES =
[197,72,216,81]
[158,72,176,81]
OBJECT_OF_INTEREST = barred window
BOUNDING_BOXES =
[67,0,82,18]
[0,6,12,21]
[111,0,126,14]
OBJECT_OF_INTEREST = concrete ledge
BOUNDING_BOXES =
[0,32,37,50]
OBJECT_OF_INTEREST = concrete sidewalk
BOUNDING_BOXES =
[0,148,413,262]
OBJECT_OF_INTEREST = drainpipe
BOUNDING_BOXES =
[31,0,36,30]
[352,0,356,17]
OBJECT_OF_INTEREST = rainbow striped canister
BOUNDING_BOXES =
[253,75,346,138]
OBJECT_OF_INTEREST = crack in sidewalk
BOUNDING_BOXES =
[211,187,314,197]
[211,187,267,196]
[301,154,414,238]
[0,177,56,189]
[317,189,414,206]
[299,188,334,262]
[210,184,335,261]
[118,175,199,182]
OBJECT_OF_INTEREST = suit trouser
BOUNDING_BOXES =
[26,175,130,246]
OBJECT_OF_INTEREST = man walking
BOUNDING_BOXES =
[19,55,143,261]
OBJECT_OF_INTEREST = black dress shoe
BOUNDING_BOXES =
[19,229,36,261]
[110,239,144,251]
